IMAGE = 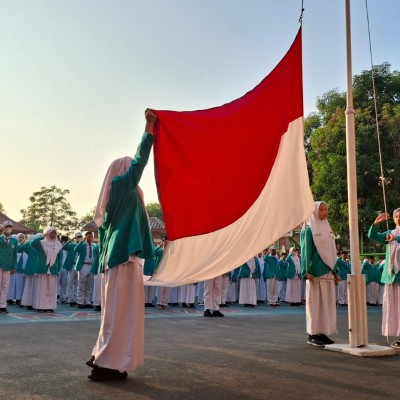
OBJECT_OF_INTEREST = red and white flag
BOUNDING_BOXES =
[147,28,313,286]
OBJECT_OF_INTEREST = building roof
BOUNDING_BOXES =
[149,217,165,230]
[0,212,35,234]
[81,217,166,233]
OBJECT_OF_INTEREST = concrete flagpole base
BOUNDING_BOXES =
[325,343,396,357]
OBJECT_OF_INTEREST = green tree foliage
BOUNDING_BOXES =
[20,186,79,234]
[0,202,5,214]
[79,207,96,227]
[146,202,163,220]
[305,63,400,252]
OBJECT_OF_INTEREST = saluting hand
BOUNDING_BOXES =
[374,213,389,225]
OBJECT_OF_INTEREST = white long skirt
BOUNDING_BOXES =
[93,262,144,372]
[382,283,400,337]
[285,278,302,303]
[306,274,336,335]
[21,275,35,307]
[239,278,257,305]
[33,274,57,310]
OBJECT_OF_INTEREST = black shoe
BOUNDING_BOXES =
[145,303,155,307]
[84,304,94,309]
[212,310,224,317]
[181,303,189,308]
[94,305,101,311]
[15,300,21,305]
[307,335,325,347]
[7,300,14,305]
[68,302,77,307]
[390,340,400,350]
[27,306,33,310]
[77,304,84,309]
[0,308,9,314]
[203,309,213,317]
[316,334,334,345]
[189,303,196,308]
[88,366,128,381]
[86,356,95,368]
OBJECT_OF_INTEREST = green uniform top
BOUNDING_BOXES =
[98,132,155,272]
[335,257,351,281]
[238,260,258,279]
[231,267,240,283]
[368,224,400,284]
[277,259,287,281]
[285,255,301,279]
[18,241,39,276]
[90,244,100,274]
[74,241,97,272]
[30,237,62,275]
[61,242,78,271]
[0,235,18,271]
[263,255,279,280]
[300,226,336,278]
[361,261,381,284]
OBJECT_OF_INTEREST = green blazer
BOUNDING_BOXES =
[263,255,279,279]
[368,224,400,284]
[335,258,350,281]
[30,237,62,275]
[18,241,39,276]
[285,255,301,279]
[98,132,155,272]
[90,244,100,274]
[300,226,334,279]
[74,241,97,272]
[0,235,18,271]
[61,242,78,271]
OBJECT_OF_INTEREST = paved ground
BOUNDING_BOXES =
[0,302,398,400]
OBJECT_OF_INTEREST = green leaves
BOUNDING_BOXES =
[305,63,400,252]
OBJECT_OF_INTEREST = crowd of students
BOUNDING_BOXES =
[0,221,390,317]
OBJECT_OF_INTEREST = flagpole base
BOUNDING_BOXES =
[325,343,395,357]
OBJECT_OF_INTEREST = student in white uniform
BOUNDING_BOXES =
[7,233,27,305]
[31,228,62,312]
[204,275,224,317]
[368,209,400,349]
[0,221,17,314]
[86,109,156,381]
[74,231,95,308]
[301,201,339,347]
[285,247,302,306]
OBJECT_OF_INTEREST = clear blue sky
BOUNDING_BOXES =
[1,0,399,223]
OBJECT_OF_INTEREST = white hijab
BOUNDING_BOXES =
[40,227,62,267]
[389,208,400,274]
[289,247,301,274]
[306,201,337,269]
[93,156,147,227]
[246,257,256,273]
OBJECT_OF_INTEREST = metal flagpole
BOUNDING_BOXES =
[325,0,394,356]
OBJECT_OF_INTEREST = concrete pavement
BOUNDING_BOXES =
[0,303,398,400]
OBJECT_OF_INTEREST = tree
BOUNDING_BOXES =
[146,202,163,220]
[79,207,96,227]
[0,202,5,214]
[305,63,400,252]
[20,186,79,234]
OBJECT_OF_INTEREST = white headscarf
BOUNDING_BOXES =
[306,201,337,269]
[93,156,147,227]
[40,227,62,267]
[289,247,301,274]
[389,208,400,274]
[246,257,256,273]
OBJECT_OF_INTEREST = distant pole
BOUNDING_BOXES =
[345,0,368,347]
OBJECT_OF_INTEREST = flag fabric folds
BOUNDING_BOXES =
[146,28,314,286]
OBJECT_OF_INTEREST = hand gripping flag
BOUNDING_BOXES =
[147,28,313,286]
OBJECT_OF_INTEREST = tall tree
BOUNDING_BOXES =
[20,186,79,234]
[79,207,96,227]
[305,63,400,252]
[0,202,5,214]
[146,202,163,220]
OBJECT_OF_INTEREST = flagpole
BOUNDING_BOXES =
[325,0,394,355]
[344,0,368,348]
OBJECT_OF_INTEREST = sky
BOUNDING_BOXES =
[1,0,399,222]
